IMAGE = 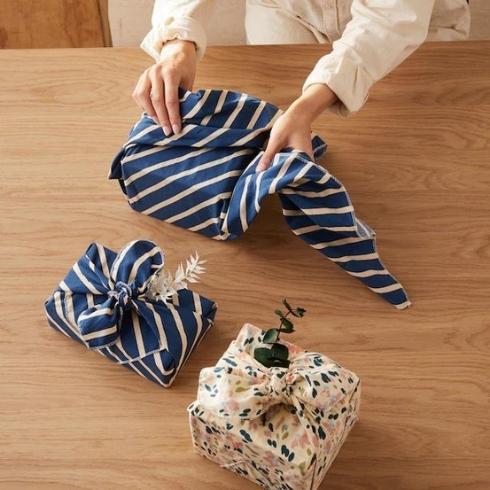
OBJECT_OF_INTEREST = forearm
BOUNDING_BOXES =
[303,0,436,117]
[290,84,338,124]
[140,0,215,62]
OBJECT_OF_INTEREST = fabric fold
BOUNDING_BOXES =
[110,88,410,309]
[44,239,217,387]
[197,324,355,427]
[188,323,361,490]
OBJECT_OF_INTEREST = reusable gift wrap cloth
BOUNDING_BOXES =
[44,240,217,387]
[188,324,360,490]
[110,88,409,309]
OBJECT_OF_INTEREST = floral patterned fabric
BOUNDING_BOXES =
[188,324,361,489]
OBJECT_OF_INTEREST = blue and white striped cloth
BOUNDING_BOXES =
[44,240,217,387]
[110,88,410,309]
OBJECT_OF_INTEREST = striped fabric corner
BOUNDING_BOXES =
[44,240,217,387]
[109,88,409,309]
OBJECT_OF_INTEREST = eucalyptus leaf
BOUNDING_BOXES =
[271,358,290,369]
[254,347,273,367]
[280,317,294,332]
[274,309,285,319]
[295,307,306,317]
[263,328,279,344]
[282,299,293,313]
[254,346,291,369]
[271,342,289,361]
[282,299,306,318]
[255,299,307,368]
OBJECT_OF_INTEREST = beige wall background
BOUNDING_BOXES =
[109,0,490,50]
[108,0,246,48]
[470,0,490,39]
[0,1,487,50]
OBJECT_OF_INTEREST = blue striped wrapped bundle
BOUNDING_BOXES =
[44,240,217,387]
[110,88,410,309]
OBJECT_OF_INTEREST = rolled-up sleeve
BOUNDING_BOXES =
[302,0,436,117]
[140,0,215,62]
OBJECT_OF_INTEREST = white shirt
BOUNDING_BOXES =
[140,0,470,116]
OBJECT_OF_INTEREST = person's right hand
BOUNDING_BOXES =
[132,39,197,136]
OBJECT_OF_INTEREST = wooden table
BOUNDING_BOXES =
[1,42,489,489]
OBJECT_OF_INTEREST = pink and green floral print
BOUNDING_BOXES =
[188,324,361,489]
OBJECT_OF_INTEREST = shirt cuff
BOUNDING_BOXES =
[140,15,207,62]
[302,52,375,117]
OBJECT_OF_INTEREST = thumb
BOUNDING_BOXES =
[303,143,314,160]
[256,138,282,173]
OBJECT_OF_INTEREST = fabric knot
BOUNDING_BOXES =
[268,369,295,404]
[112,281,133,310]
[196,325,360,422]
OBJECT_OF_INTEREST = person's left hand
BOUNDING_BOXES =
[256,84,337,172]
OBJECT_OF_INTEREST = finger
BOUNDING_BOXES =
[164,71,181,134]
[293,139,314,160]
[307,137,314,159]
[296,142,314,160]
[181,75,194,91]
[148,67,171,136]
[132,72,158,123]
[256,138,282,172]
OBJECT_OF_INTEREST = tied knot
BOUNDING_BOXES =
[111,281,133,310]
[267,369,295,404]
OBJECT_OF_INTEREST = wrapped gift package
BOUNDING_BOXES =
[44,239,217,387]
[109,88,410,309]
[188,324,361,489]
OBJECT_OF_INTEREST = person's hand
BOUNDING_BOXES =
[132,39,197,136]
[256,84,337,172]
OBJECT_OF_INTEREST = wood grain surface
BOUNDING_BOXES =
[0,0,105,48]
[0,43,489,489]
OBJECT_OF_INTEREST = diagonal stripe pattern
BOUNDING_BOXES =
[109,88,409,309]
[44,240,217,387]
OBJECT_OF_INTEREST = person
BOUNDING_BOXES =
[133,0,470,171]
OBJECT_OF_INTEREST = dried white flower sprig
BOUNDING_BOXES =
[146,252,206,304]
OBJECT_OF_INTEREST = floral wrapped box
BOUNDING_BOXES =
[188,323,361,490]
[44,239,217,388]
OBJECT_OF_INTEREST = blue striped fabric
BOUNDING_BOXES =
[109,88,410,309]
[44,240,217,387]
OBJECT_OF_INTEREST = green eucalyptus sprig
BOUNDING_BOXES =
[253,299,306,369]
